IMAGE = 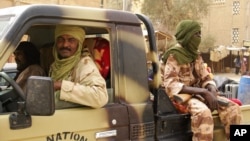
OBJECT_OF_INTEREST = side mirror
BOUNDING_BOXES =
[26,76,55,115]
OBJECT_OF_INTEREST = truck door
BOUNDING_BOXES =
[0,12,130,141]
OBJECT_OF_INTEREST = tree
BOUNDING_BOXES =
[106,0,132,11]
[135,0,214,52]
[199,34,216,53]
[137,0,211,33]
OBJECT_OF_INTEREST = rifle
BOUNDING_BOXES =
[173,93,229,107]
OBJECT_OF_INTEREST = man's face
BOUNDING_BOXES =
[14,50,27,71]
[56,34,79,59]
[194,31,201,38]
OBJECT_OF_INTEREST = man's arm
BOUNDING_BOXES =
[163,55,218,111]
[162,54,184,97]
[57,56,108,108]
[180,85,218,111]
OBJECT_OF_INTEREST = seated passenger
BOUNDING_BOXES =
[49,25,108,109]
[83,37,111,87]
[14,41,45,92]
[84,37,110,80]
[92,37,110,79]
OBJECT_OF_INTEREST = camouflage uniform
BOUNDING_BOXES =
[162,54,242,141]
[50,25,108,109]
[53,55,108,109]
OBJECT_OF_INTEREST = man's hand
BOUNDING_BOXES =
[180,85,218,111]
[206,84,218,97]
[201,89,218,111]
[54,81,62,91]
[206,84,229,107]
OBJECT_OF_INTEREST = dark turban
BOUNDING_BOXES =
[162,20,201,65]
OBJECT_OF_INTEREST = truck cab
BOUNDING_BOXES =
[0,4,249,141]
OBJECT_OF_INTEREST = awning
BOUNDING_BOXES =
[154,31,173,40]
[226,46,247,51]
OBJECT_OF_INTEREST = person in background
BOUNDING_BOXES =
[234,55,241,75]
[241,57,247,75]
[85,37,111,87]
[161,20,242,141]
[49,25,108,109]
[14,41,45,92]
[91,37,110,80]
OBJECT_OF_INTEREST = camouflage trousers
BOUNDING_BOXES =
[187,97,242,141]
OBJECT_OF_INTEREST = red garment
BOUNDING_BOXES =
[93,37,110,79]
[229,98,242,106]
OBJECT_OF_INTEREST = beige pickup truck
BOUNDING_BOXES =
[0,4,249,141]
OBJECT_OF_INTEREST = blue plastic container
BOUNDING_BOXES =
[238,75,250,105]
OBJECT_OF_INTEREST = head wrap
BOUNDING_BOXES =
[54,25,85,45]
[162,20,201,65]
[50,25,86,80]
[14,41,41,80]
[16,41,40,66]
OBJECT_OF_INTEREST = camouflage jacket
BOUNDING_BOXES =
[161,54,216,98]
[55,56,108,109]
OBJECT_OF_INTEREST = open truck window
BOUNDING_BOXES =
[28,25,113,105]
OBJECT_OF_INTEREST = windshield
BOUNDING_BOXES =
[0,15,15,39]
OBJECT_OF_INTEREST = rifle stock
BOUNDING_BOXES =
[173,94,193,103]
[173,93,229,106]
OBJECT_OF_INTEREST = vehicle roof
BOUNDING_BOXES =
[0,4,144,69]
[0,4,141,25]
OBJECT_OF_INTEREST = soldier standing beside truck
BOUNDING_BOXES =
[161,20,242,141]
[49,25,108,109]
